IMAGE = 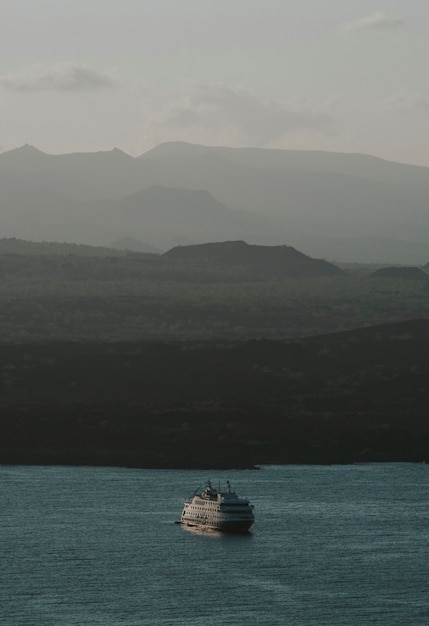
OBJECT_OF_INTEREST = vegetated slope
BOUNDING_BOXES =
[0,319,428,468]
[164,240,342,277]
[0,241,429,342]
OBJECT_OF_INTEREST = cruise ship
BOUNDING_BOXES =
[180,480,254,533]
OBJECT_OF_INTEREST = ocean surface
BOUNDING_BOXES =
[1,463,428,625]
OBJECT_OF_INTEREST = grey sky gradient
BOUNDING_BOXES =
[1,64,118,91]
[0,0,428,165]
[343,10,404,32]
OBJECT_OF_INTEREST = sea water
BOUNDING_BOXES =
[1,464,428,625]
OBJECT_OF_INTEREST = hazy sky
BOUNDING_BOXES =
[1,0,428,165]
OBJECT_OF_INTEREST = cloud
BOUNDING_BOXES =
[388,89,429,113]
[1,64,118,92]
[137,81,333,150]
[343,11,404,33]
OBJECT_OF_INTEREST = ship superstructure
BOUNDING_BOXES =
[180,480,254,533]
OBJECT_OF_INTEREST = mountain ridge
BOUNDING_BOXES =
[142,141,429,184]
[1,141,429,263]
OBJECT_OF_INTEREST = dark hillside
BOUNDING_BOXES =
[0,247,428,342]
[1,319,428,468]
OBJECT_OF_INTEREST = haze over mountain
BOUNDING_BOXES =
[1,142,429,263]
[94,185,278,250]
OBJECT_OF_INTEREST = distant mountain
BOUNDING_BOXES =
[0,237,145,257]
[0,169,73,220]
[0,144,138,201]
[1,141,429,262]
[144,141,429,187]
[303,237,429,266]
[164,240,342,278]
[146,147,425,227]
[140,142,429,260]
[370,266,429,282]
[109,237,162,254]
[97,185,279,250]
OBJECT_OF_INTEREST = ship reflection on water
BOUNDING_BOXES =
[179,524,254,539]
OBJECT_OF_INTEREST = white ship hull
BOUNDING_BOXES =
[180,481,254,533]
